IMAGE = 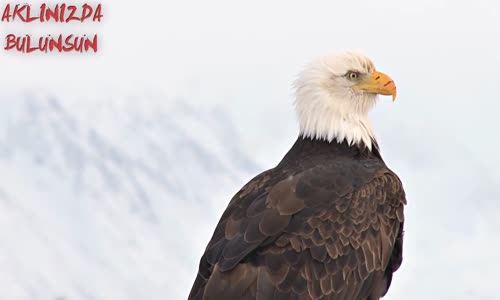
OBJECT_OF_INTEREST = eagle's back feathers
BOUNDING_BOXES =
[189,137,406,300]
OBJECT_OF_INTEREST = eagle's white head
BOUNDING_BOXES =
[294,51,397,151]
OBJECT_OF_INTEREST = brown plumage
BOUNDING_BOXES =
[189,137,406,300]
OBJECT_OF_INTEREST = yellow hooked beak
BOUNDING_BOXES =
[352,71,397,101]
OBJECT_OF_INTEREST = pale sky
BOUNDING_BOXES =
[2,0,499,92]
[3,0,499,160]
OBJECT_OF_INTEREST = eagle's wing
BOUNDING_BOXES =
[189,160,406,300]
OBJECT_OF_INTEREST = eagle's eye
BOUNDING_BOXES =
[346,71,360,80]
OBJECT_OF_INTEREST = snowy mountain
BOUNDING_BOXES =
[0,90,499,300]
[0,91,260,300]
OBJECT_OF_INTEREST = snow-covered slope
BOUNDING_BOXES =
[0,92,259,300]
[0,90,499,300]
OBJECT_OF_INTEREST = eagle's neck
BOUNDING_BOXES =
[297,112,375,150]
[279,136,382,167]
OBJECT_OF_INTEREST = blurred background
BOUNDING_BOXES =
[1,0,499,299]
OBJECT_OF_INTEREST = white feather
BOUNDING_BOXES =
[293,51,378,150]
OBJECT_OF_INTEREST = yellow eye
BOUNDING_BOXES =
[346,71,359,80]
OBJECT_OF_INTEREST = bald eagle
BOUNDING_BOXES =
[189,51,406,300]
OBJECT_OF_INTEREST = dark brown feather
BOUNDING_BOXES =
[188,137,406,300]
